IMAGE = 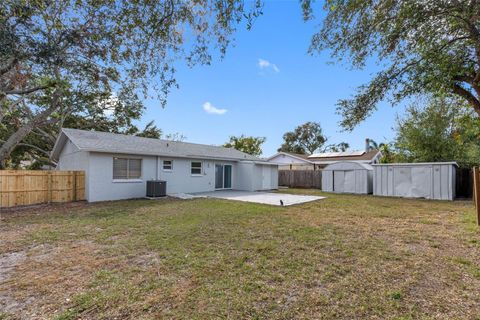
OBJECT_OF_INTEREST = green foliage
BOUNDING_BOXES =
[304,0,480,129]
[278,122,327,154]
[378,143,400,164]
[327,141,350,152]
[130,121,162,139]
[394,96,480,167]
[278,122,348,154]
[0,0,262,167]
[223,135,266,156]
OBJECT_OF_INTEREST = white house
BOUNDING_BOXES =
[51,128,278,202]
[267,149,382,170]
[267,139,382,170]
[307,149,382,167]
[265,152,315,170]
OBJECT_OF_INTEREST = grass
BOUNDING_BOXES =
[0,190,479,319]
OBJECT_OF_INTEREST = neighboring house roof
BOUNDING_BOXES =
[308,149,381,163]
[51,128,270,163]
[281,152,311,160]
[265,152,314,164]
[266,150,381,165]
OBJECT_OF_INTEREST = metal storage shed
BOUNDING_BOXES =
[373,162,457,200]
[322,162,373,194]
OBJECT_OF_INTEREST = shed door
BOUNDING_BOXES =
[344,170,356,193]
[333,171,344,193]
[393,167,412,197]
[262,166,271,189]
[411,166,431,198]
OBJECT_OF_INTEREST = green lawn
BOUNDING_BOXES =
[0,190,479,319]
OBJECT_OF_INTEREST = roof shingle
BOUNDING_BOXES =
[59,128,261,161]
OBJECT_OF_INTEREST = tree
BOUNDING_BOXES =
[0,115,164,168]
[378,143,399,164]
[0,0,261,168]
[394,96,480,167]
[278,122,348,154]
[133,121,162,139]
[303,0,480,130]
[278,122,327,154]
[223,135,266,156]
[325,142,349,152]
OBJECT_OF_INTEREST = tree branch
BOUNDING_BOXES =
[0,58,18,76]
[3,85,52,96]
[452,83,480,115]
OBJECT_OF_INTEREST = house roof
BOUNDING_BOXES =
[51,128,265,162]
[265,151,313,163]
[266,149,381,165]
[308,149,381,163]
[281,152,311,160]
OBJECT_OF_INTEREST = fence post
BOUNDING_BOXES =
[473,167,480,226]
[47,171,53,203]
[72,171,77,202]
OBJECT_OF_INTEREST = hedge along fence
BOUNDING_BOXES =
[278,170,322,189]
[0,170,85,208]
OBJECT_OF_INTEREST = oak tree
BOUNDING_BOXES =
[0,0,261,168]
[224,135,266,156]
[303,0,480,130]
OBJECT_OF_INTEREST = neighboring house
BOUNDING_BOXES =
[267,140,382,170]
[265,152,316,170]
[308,149,382,168]
[51,128,278,202]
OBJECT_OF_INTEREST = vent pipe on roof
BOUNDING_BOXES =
[365,138,370,152]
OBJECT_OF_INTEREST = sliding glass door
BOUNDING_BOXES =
[215,164,224,189]
[223,165,232,189]
[215,164,232,189]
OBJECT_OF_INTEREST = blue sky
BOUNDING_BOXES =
[141,1,406,156]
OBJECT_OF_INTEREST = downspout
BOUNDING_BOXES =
[155,156,159,180]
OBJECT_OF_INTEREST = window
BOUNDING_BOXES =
[163,160,173,171]
[191,161,202,175]
[113,158,142,180]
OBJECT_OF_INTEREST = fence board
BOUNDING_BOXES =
[278,170,322,189]
[473,167,480,226]
[0,170,85,208]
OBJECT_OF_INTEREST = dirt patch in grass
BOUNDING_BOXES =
[0,193,479,319]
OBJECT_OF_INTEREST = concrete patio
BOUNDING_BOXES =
[192,190,325,206]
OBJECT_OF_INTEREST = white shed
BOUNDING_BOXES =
[322,162,373,194]
[373,162,457,200]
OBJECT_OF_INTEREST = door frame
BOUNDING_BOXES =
[215,163,233,190]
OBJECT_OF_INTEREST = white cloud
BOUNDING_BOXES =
[258,58,279,73]
[202,102,227,115]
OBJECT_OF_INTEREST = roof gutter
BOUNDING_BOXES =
[82,148,261,162]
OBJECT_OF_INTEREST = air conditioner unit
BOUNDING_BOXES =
[146,180,167,197]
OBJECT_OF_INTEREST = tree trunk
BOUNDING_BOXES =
[0,101,58,169]
[0,122,39,168]
[452,83,480,116]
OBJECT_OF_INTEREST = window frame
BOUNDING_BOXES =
[113,157,142,181]
[190,161,203,176]
[162,160,173,172]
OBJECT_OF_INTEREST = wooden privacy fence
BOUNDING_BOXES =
[0,170,85,208]
[279,170,322,189]
[473,167,480,226]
